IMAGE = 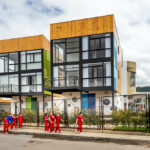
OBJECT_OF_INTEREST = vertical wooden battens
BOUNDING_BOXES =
[0,35,50,53]
[50,15,114,40]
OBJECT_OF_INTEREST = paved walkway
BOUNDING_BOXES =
[0,126,150,146]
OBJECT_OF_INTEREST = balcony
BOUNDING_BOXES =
[21,85,42,93]
[53,76,79,87]
[48,76,80,93]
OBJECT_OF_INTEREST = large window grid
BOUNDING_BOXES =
[21,50,42,70]
[82,33,111,60]
[53,65,79,87]
[0,52,19,73]
[21,72,42,93]
[82,62,112,87]
[53,38,79,63]
[9,53,18,72]
[0,74,19,93]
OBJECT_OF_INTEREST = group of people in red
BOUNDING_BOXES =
[3,113,24,133]
[44,112,84,134]
[44,112,64,133]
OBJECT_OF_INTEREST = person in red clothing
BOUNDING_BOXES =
[76,112,84,133]
[7,113,13,130]
[55,114,64,133]
[18,114,23,128]
[44,113,49,132]
[3,117,9,133]
[49,112,55,133]
[13,114,17,129]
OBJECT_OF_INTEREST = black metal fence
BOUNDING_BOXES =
[0,94,150,133]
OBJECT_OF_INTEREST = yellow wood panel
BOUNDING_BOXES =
[50,15,114,40]
[65,21,72,38]
[0,35,50,53]
[43,36,50,51]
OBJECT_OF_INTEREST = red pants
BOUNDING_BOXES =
[4,124,9,133]
[55,123,61,133]
[49,122,55,133]
[13,122,17,128]
[45,121,49,131]
[19,122,23,128]
[9,123,13,130]
[77,123,82,132]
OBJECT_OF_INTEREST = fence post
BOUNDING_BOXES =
[37,101,40,127]
[101,97,104,130]
[99,97,101,130]
[148,94,150,133]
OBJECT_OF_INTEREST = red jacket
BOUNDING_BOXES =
[55,116,61,124]
[49,115,55,123]
[3,119,8,125]
[18,116,23,123]
[77,115,82,124]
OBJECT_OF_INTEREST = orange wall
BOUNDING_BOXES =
[50,15,114,40]
[0,35,50,53]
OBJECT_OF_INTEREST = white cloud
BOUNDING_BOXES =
[0,0,150,86]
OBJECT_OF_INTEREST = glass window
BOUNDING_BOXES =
[27,63,41,70]
[21,52,26,63]
[21,72,42,93]
[89,40,95,50]
[9,75,19,93]
[21,50,42,70]
[83,33,111,60]
[105,37,111,48]
[0,54,8,73]
[67,53,79,62]
[9,53,18,64]
[53,65,79,87]
[82,62,111,87]
[0,75,18,93]
[53,43,65,63]
[53,38,79,63]
[82,36,88,51]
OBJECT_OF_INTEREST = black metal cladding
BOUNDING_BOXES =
[50,32,114,92]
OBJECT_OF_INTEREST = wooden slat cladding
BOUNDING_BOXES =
[43,36,50,52]
[50,15,114,40]
[0,35,50,53]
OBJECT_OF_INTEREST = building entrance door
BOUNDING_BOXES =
[26,97,37,111]
[82,93,95,110]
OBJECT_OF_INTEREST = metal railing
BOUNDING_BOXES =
[0,84,18,93]
[53,76,79,87]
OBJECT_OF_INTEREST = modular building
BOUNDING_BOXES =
[0,35,51,113]
[46,14,123,112]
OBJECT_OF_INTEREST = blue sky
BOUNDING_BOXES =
[0,0,150,86]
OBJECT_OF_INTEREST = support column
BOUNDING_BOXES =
[64,99,68,127]
[112,90,114,110]
[42,94,45,113]
[80,91,82,111]
[36,101,39,127]
[19,95,21,113]
[51,92,54,111]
